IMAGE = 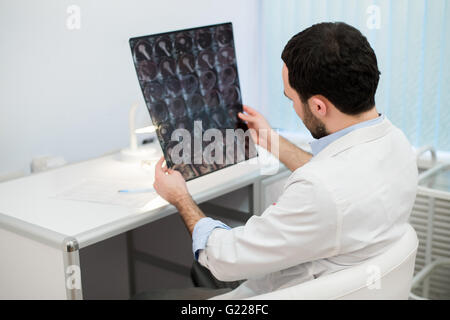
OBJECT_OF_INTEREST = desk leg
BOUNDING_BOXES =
[250,179,262,216]
[126,231,136,297]
[62,237,83,300]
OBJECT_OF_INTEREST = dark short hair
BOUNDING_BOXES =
[281,22,380,115]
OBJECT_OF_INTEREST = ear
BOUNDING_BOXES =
[308,96,328,118]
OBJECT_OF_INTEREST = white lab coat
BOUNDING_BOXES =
[198,117,419,299]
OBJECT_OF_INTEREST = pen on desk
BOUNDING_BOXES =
[118,187,155,194]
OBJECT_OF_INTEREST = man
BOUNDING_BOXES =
[151,22,418,299]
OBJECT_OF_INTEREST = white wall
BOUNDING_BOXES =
[0,0,261,177]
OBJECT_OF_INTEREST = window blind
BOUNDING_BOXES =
[259,0,450,151]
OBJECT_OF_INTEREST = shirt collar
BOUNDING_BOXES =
[309,114,385,156]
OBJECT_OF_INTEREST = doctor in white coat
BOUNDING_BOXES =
[151,22,418,299]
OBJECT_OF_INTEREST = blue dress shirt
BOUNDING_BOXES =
[192,114,385,260]
[192,217,231,260]
[309,114,385,156]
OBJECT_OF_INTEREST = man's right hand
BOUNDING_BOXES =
[238,105,276,152]
[238,104,312,171]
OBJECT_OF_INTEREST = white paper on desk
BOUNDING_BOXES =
[53,178,159,208]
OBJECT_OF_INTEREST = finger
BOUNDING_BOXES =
[242,105,258,116]
[155,156,165,177]
[168,168,184,179]
[156,156,165,167]
[238,112,254,122]
[161,161,169,173]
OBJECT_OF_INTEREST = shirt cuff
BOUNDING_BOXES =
[192,217,231,261]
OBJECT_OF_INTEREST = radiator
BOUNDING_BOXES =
[409,159,450,300]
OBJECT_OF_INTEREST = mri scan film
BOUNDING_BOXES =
[130,23,257,181]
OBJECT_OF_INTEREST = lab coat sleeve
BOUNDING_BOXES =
[197,172,340,282]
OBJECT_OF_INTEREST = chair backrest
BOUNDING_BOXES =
[248,224,418,300]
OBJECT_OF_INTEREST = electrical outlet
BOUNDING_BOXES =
[31,156,67,173]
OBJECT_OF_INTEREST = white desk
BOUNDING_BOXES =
[0,148,284,299]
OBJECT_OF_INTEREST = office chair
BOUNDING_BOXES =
[210,224,418,300]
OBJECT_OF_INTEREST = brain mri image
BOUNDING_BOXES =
[130,23,257,181]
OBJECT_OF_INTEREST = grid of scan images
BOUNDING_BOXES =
[130,23,257,181]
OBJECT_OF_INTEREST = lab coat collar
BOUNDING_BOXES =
[309,115,385,156]
[309,117,394,162]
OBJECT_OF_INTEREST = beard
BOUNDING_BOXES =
[302,101,328,139]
